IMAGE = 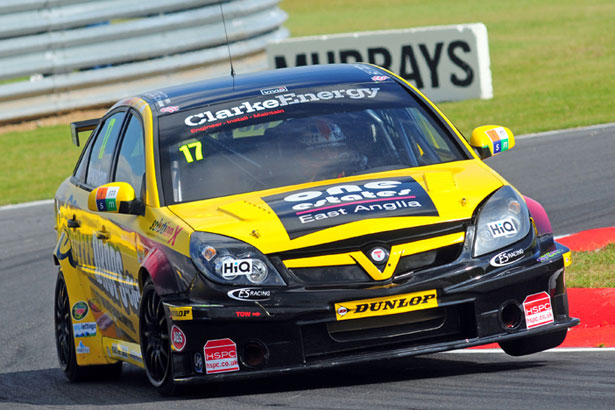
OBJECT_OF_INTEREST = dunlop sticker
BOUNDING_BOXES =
[335,289,438,321]
[169,306,193,321]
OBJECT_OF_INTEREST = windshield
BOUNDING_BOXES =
[158,81,468,204]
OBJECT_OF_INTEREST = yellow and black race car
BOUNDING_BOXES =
[53,63,578,394]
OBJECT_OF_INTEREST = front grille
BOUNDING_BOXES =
[300,302,476,360]
[290,265,371,284]
[393,243,463,278]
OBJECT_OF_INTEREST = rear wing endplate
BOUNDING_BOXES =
[70,118,99,146]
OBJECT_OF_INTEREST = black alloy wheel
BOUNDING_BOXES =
[140,278,175,394]
[55,271,77,378]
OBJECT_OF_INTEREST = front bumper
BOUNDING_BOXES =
[165,237,579,384]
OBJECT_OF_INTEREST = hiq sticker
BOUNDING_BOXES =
[487,217,517,238]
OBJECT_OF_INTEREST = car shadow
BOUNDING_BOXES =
[0,353,546,406]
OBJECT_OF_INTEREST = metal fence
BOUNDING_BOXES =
[0,0,288,123]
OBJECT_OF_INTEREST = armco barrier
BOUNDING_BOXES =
[0,0,288,124]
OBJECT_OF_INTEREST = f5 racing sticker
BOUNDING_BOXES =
[204,338,240,374]
[227,288,271,301]
[263,177,438,239]
[490,248,524,267]
[335,289,438,321]
[523,291,554,329]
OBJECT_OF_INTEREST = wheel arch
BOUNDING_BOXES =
[524,196,553,236]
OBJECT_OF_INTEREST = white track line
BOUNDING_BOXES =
[0,199,53,211]
[448,347,615,354]
[516,122,615,140]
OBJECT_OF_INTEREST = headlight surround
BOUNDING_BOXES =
[190,232,286,286]
[473,186,531,257]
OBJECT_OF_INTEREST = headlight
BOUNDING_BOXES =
[473,186,531,257]
[190,232,286,286]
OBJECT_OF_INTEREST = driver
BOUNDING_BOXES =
[276,117,367,181]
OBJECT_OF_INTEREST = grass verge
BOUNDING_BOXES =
[1,0,613,207]
[566,244,615,288]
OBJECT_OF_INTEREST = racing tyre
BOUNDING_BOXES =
[498,329,567,356]
[54,271,122,381]
[140,278,176,395]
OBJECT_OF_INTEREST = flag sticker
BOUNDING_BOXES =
[486,127,509,154]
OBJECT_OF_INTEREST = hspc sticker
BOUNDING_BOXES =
[263,177,438,239]
[523,291,554,329]
[204,338,240,374]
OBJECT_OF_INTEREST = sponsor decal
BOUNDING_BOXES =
[109,342,143,363]
[337,305,348,317]
[160,105,180,113]
[260,86,288,95]
[73,322,97,338]
[537,249,565,263]
[95,186,119,212]
[171,325,186,352]
[490,248,524,267]
[149,218,183,246]
[90,233,140,316]
[220,259,253,278]
[523,291,554,329]
[263,177,438,239]
[371,75,390,82]
[76,341,90,354]
[184,87,380,127]
[72,301,89,321]
[69,230,140,322]
[204,338,240,374]
[194,352,204,373]
[144,90,171,108]
[487,217,517,238]
[334,289,438,321]
[227,288,271,302]
[369,247,388,263]
[486,127,509,154]
[169,306,193,321]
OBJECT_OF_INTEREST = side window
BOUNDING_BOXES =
[73,137,94,184]
[86,112,125,187]
[114,114,146,198]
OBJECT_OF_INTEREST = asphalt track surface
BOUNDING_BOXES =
[0,125,613,409]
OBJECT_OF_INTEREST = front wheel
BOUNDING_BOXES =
[499,329,567,356]
[54,271,122,381]
[139,278,176,395]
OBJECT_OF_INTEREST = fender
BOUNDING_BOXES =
[139,244,197,296]
[524,196,552,236]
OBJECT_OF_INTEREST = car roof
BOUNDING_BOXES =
[138,63,393,113]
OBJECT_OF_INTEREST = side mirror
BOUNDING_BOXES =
[88,182,144,215]
[470,125,515,159]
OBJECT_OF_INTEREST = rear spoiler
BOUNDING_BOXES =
[70,118,99,146]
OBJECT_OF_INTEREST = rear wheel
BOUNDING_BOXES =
[140,278,175,395]
[54,271,122,381]
[499,329,567,356]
